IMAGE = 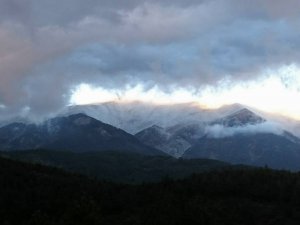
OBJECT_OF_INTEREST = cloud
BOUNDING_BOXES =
[0,0,300,118]
[205,122,284,138]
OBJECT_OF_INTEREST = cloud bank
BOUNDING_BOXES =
[0,0,300,118]
[205,122,284,138]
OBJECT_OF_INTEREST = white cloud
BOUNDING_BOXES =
[206,122,284,138]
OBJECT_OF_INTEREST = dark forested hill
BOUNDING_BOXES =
[1,156,300,225]
[183,133,300,170]
[1,150,228,183]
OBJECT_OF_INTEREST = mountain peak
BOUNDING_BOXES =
[231,108,256,116]
[66,113,91,120]
[214,108,266,127]
[66,113,95,126]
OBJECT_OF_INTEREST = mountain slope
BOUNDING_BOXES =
[0,113,165,156]
[135,123,205,157]
[183,133,300,170]
[1,150,229,183]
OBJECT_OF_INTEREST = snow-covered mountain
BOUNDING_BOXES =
[135,108,273,157]
[62,101,300,137]
[2,101,299,138]
[135,107,300,166]
[62,101,243,134]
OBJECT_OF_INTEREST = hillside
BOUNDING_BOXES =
[1,150,228,183]
[183,133,300,170]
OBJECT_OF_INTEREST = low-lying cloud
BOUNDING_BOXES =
[205,122,284,138]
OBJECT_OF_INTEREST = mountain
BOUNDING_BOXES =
[0,113,165,156]
[135,123,205,158]
[183,109,300,170]
[2,104,300,170]
[1,150,229,183]
[135,108,298,159]
[2,101,300,138]
[63,101,243,134]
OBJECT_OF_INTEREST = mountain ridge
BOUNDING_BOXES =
[0,113,166,156]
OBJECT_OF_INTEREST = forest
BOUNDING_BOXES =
[1,150,229,183]
[1,155,300,225]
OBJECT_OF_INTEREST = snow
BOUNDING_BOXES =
[62,101,243,134]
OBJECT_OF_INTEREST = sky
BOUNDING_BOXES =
[1,0,300,120]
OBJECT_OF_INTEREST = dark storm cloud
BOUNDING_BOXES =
[0,0,300,117]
